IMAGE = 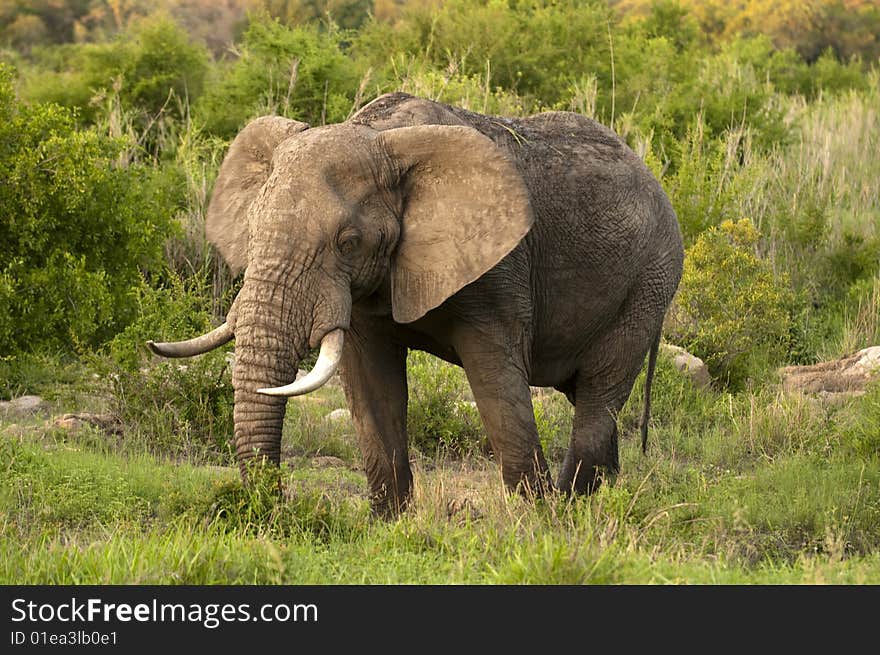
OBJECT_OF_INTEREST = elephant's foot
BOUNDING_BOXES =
[367,472,413,519]
[558,397,621,495]
[556,450,619,495]
[503,457,556,499]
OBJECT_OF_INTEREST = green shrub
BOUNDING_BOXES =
[0,64,180,355]
[384,56,533,117]
[405,351,483,456]
[100,345,234,464]
[669,218,795,388]
[660,119,748,242]
[195,15,364,137]
[353,0,614,110]
[93,271,234,463]
[0,352,81,401]
[22,16,209,130]
[105,272,221,371]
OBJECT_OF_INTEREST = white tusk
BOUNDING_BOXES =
[147,323,234,358]
[257,329,344,397]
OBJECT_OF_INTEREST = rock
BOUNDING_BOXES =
[310,455,349,468]
[660,344,711,388]
[0,395,47,417]
[50,413,121,435]
[779,346,880,396]
[326,408,351,422]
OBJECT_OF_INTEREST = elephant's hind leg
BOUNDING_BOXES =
[341,313,412,517]
[557,381,626,494]
[557,305,662,495]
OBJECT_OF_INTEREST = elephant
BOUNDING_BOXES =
[147,92,684,516]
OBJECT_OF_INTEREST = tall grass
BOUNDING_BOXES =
[3,375,880,584]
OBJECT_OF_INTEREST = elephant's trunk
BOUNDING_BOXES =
[228,265,351,477]
[229,269,307,473]
[231,331,301,474]
[232,388,288,470]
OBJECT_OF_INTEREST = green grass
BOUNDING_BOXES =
[3,352,879,584]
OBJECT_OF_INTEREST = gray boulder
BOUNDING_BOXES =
[326,408,351,422]
[660,344,711,389]
[0,395,47,417]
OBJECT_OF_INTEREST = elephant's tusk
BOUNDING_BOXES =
[257,329,344,397]
[147,323,234,358]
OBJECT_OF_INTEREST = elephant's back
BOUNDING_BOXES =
[352,93,679,278]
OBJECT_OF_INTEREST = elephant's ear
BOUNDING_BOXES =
[206,116,309,275]
[380,124,534,324]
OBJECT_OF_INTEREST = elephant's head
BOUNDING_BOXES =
[148,113,533,477]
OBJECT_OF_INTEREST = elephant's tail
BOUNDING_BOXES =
[640,332,661,454]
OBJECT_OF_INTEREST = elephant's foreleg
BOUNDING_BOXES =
[341,314,412,517]
[455,330,553,496]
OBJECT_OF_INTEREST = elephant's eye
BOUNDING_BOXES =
[337,228,361,256]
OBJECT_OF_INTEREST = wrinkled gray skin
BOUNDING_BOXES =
[148,93,683,516]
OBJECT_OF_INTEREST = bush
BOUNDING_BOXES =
[405,351,483,456]
[22,16,209,130]
[195,15,364,137]
[103,352,235,464]
[93,271,234,463]
[0,64,180,355]
[105,272,221,372]
[659,118,750,242]
[668,218,795,388]
[0,352,81,401]
[356,0,620,115]
[384,57,532,117]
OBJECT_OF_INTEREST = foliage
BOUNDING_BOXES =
[621,0,880,63]
[257,0,374,30]
[658,118,753,242]
[0,64,180,355]
[22,15,209,136]
[101,348,235,463]
[405,351,483,456]
[88,271,235,463]
[669,219,795,387]
[194,14,364,137]
[354,0,615,113]
[0,352,81,401]
[103,271,218,371]
[382,55,533,117]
